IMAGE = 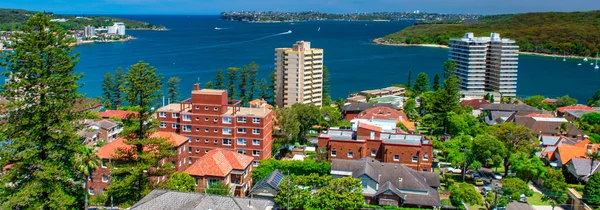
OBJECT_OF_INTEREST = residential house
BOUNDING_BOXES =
[460,99,490,117]
[98,110,137,120]
[481,103,551,125]
[249,99,273,109]
[341,102,400,121]
[542,139,600,168]
[89,119,123,142]
[515,116,584,138]
[78,129,100,146]
[156,85,274,167]
[185,148,254,197]
[318,123,433,172]
[556,105,597,119]
[331,157,441,208]
[88,131,190,197]
[249,169,286,202]
[565,157,600,183]
[130,189,274,210]
[356,106,415,133]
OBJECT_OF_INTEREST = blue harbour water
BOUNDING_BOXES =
[74,15,600,102]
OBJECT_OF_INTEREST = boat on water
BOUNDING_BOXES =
[595,53,599,70]
[577,63,582,66]
[215,27,221,30]
[563,53,566,61]
[318,27,321,32]
[281,30,292,34]
[584,57,588,62]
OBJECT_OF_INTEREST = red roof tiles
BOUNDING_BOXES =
[98,110,137,120]
[96,131,189,159]
[185,149,253,177]
[525,113,555,118]
[556,106,596,113]
[358,106,408,122]
[460,99,490,109]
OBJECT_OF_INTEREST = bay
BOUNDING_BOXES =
[73,15,600,103]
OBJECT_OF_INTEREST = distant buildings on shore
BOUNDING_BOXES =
[449,32,519,97]
[83,25,96,38]
[275,41,324,107]
[107,22,126,36]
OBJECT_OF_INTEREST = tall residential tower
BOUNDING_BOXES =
[274,41,324,107]
[448,33,519,97]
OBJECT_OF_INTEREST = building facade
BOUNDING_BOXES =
[107,22,126,35]
[156,84,274,167]
[84,25,96,38]
[274,41,324,107]
[185,149,254,197]
[449,33,519,97]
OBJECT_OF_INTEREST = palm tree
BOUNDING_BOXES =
[75,145,101,210]
[587,151,600,177]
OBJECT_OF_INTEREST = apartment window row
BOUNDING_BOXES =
[237,149,261,157]
[193,105,219,112]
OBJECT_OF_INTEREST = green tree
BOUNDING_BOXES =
[268,69,276,105]
[543,168,568,210]
[403,98,418,121]
[433,73,440,91]
[226,67,239,100]
[319,106,343,128]
[163,172,196,192]
[310,177,363,210]
[274,108,301,148]
[102,72,115,109]
[204,80,214,89]
[291,103,321,143]
[214,69,225,89]
[556,95,578,107]
[447,112,482,136]
[484,188,509,210]
[248,61,259,100]
[406,68,413,90]
[583,173,600,205]
[472,134,506,169]
[510,153,547,183]
[588,90,600,107]
[75,146,101,210]
[275,176,314,209]
[166,77,181,103]
[252,159,331,182]
[427,75,462,134]
[238,65,250,104]
[491,123,537,176]
[0,13,85,209]
[322,66,332,106]
[443,60,458,79]
[413,72,431,94]
[113,67,125,108]
[556,122,569,135]
[581,112,600,125]
[450,183,482,206]
[205,182,231,196]
[258,78,269,100]
[502,178,532,201]
[523,95,546,109]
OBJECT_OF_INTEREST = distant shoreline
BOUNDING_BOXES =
[372,38,590,60]
[70,36,137,46]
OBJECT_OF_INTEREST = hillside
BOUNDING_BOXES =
[0,8,166,31]
[382,11,600,56]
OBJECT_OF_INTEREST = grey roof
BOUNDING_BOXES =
[540,136,561,146]
[507,201,535,210]
[381,134,424,145]
[319,129,356,141]
[565,109,597,119]
[92,119,118,129]
[568,158,600,176]
[485,111,514,125]
[515,116,584,137]
[375,181,403,197]
[331,157,441,207]
[130,189,274,210]
[481,104,540,112]
[250,169,285,194]
[341,103,399,112]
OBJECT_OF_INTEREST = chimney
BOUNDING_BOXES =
[577,134,583,140]
[193,83,200,91]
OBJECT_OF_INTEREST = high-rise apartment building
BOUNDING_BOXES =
[274,41,324,107]
[448,33,519,97]
[155,84,274,167]
[84,25,96,38]
[107,22,126,35]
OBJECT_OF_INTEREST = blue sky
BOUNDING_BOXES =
[2,0,599,15]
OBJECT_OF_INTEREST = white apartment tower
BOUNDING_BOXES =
[448,33,519,97]
[84,25,96,38]
[107,22,126,35]
[274,41,324,107]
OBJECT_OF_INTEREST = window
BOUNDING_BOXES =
[237,117,246,123]
[188,147,192,153]
[253,161,259,167]
[223,128,232,135]
[204,117,209,121]
[237,128,246,133]
[101,160,107,168]
[205,128,209,132]
[102,175,108,183]
[196,117,200,121]
[195,105,200,110]
[238,149,247,155]
[213,118,218,122]
[196,138,200,142]
[253,150,260,156]
[159,112,166,117]
[172,113,179,118]
[423,154,429,161]
[412,156,418,162]
[182,125,191,132]
[195,128,199,131]
[208,178,220,188]
[188,157,192,164]
[223,139,232,145]
[371,149,376,157]
[205,150,209,153]
[214,140,219,144]
[88,188,95,195]
[205,139,209,143]
[204,106,209,110]
[172,123,179,129]
[214,107,219,111]
[182,115,191,121]
[252,129,260,134]
[331,150,337,157]
[252,139,260,145]
[223,117,232,124]
[237,138,246,145]
[214,129,218,133]
[195,178,199,186]
[196,149,200,153]
[348,151,354,158]
[422,169,428,172]
[393,155,400,161]
[252,118,261,124]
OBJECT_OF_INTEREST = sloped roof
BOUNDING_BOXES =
[130,189,274,210]
[557,105,596,113]
[358,106,408,122]
[92,119,118,129]
[98,110,137,119]
[460,99,490,109]
[250,169,286,195]
[96,131,189,159]
[515,116,584,137]
[556,145,588,165]
[482,104,539,112]
[341,103,374,112]
[185,149,253,177]
[568,157,600,177]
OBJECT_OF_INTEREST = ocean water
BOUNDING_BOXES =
[73,15,600,102]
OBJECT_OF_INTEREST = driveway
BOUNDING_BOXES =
[531,205,566,210]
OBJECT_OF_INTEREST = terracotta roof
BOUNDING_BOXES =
[358,106,408,122]
[573,139,592,147]
[400,121,416,132]
[151,131,188,147]
[460,99,490,109]
[96,132,189,159]
[525,113,555,118]
[557,106,596,113]
[556,145,588,165]
[98,110,137,119]
[249,99,273,109]
[542,98,558,103]
[185,149,253,177]
[358,123,383,132]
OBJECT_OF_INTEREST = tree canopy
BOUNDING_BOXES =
[584,172,600,206]
[162,172,196,193]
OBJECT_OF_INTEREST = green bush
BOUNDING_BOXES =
[252,159,331,182]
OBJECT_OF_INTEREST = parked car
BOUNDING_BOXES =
[475,178,484,186]
[482,186,492,195]
[492,172,503,180]
[446,167,462,174]
[519,194,528,203]
[472,173,481,180]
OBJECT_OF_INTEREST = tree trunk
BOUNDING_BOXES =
[504,158,510,177]
[84,177,89,210]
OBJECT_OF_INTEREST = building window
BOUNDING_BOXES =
[188,157,192,164]
[238,149,247,155]
[159,112,166,117]
[182,125,191,132]
[196,117,200,121]
[423,154,429,161]
[394,155,400,161]
[208,178,220,188]
[205,128,209,132]
[348,151,354,158]
[214,140,219,144]
[196,138,200,142]
[237,138,246,145]
[204,117,209,121]
[188,147,192,153]
[422,169,428,172]
[252,139,260,145]
[253,150,260,156]
[237,117,246,123]
[252,118,261,124]
[195,127,200,131]
[205,139,209,143]
[223,117,232,124]
[412,156,418,162]
[214,107,218,111]
[196,149,200,153]
[101,160,107,168]
[223,139,232,145]
[223,128,232,135]
[171,123,179,129]
[205,150,209,153]
[214,129,218,133]
[237,128,246,133]
[204,106,209,110]
[252,129,260,134]
[253,161,259,167]
[89,188,95,195]
[195,105,200,110]
[182,115,191,121]
[213,118,218,122]
[371,149,376,157]
[331,150,337,157]
[172,113,179,118]
[102,175,108,183]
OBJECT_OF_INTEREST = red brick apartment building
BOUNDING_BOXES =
[318,123,433,172]
[156,85,274,167]
[185,149,254,197]
[88,131,189,196]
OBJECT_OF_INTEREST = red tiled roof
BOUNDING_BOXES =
[573,139,592,147]
[525,113,555,118]
[96,131,189,159]
[556,145,587,165]
[98,110,137,119]
[358,122,383,132]
[358,106,408,122]
[151,131,188,147]
[556,106,596,113]
[185,149,253,177]
[460,99,490,109]
[542,98,558,103]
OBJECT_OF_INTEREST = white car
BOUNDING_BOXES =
[446,167,462,174]
[492,172,503,180]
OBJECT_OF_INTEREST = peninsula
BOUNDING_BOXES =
[377,10,600,57]
[220,11,482,22]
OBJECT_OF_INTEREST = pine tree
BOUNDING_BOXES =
[0,13,85,209]
[443,60,458,79]
[258,78,269,101]
[406,68,412,90]
[322,66,332,106]
[248,61,259,99]
[268,69,276,104]
[166,77,181,103]
[112,67,125,108]
[227,67,239,100]
[413,72,431,94]
[239,65,250,104]
[205,80,214,89]
[102,72,115,108]
[214,69,225,89]
[433,74,440,91]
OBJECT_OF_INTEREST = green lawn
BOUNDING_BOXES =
[527,192,552,206]
[441,199,452,206]
[467,203,487,210]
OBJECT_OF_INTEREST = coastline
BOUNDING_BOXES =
[71,36,137,46]
[372,38,590,59]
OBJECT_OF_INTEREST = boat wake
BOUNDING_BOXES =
[192,30,292,50]
[215,27,230,30]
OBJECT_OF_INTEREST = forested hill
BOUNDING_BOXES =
[0,8,166,31]
[382,10,600,56]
